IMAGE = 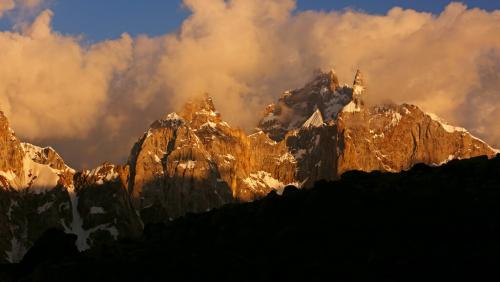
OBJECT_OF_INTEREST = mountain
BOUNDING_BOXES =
[0,112,141,262]
[4,154,500,282]
[0,69,498,262]
[257,69,498,182]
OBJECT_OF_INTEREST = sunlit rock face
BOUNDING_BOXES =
[258,70,497,181]
[127,70,497,224]
[0,114,140,262]
[0,70,498,262]
[126,94,297,222]
[0,112,73,263]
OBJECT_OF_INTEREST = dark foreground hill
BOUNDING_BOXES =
[2,154,500,282]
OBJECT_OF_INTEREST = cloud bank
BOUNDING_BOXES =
[0,0,499,168]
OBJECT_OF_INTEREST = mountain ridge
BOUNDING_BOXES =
[0,69,498,262]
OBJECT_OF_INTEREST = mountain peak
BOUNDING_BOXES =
[179,94,222,129]
[328,69,340,92]
[353,69,364,86]
[352,69,365,109]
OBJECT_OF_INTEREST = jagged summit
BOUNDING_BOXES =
[258,69,353,141]
[353,69,364,91]
[328,69,340,92]
[351,69,365,110]
[179,94,222,129]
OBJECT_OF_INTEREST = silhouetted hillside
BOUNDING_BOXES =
[3,154,500,282]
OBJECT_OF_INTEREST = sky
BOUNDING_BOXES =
[0,0,499,169]
[2,1,499,41]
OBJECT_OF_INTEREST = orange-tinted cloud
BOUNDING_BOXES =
[0,1,499,168]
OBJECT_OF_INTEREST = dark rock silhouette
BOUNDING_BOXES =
[19,228,78,274]
[2,154,499,281]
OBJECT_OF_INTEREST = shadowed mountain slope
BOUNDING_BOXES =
[3,154,500,282]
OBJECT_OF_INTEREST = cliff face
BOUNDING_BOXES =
[126,95,298,222]
[258,70,498,182]
[336,103,497,175]
[0,70,498,262]
[126,71,497,222]
[0,114,140,262]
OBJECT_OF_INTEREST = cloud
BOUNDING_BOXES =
[1,1,499,168]
[0,0,15,17]
[0,0,44,17]
[0,9,132,139]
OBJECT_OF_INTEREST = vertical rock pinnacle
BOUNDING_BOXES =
[352,69,365,108]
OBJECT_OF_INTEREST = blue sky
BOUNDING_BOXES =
[1,0,499,41]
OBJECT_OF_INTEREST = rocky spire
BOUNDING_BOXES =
[352,69,365,108]
[329,69,340,92]
[179,94,222,129]
[0,111,25,176]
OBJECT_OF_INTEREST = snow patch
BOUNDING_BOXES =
[165,112,182,121]
[277,152,296,164]
[154,154,161,163]
[426,112,467,134]
[63,185,88,250]
[90,206,105,214]
[224,154,235,161]
[63,186,118,251]
[243,171,284,192]
[342,101,361,113]
[353,84,364,96]
[432,154,456,166]
[388,112,402,127]
[302,109,324,128]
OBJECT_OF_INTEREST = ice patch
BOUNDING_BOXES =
[426,112,467,134]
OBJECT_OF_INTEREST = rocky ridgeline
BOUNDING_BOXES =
[0,114,143,262]
[0,70,498,262]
